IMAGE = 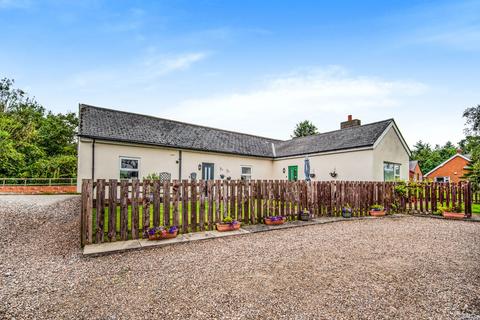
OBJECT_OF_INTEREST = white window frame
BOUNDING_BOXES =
[383,162,401,181]
[435,176,450,183]
[240,166,252,180]
[119,156,140,180]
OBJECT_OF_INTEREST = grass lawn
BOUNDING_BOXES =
[472,203,480,214]
[92,202,218,235]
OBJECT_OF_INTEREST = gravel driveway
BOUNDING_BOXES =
[1,195,479,319]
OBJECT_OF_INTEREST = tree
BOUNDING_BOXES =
[463,104,480,135]
[411,140,457,174]
[461,105,480,188]
[292,120,318,138]
[0,78,78,178]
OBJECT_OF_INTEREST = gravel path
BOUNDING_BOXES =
[1,195,479,319]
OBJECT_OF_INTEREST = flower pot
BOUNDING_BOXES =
[442,212,465,220]
[299,211,311,221]
[148,229,178,240]
[342,209,352,218]
[216,222,241,232]
[264,217,286,225]
[369,210,386,217]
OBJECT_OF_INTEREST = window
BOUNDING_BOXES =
[435,176,450,183]
[241,166,252,180]
[383,162,401,181]
[120,157,139,179]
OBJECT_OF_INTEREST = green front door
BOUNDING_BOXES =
[288,165,298,181]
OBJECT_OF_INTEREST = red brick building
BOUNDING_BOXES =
[424,153,471,183]
[409,160,423,181]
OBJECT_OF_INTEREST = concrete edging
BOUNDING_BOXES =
[82,213,478,257]
[83,214,405,257]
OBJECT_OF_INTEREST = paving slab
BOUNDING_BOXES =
[83,239,141,255]
[412,213,480,222]
[82,214,405,256]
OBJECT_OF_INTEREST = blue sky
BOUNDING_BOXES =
[1,0,478,147]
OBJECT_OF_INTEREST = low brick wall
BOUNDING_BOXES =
[0,185,77,194]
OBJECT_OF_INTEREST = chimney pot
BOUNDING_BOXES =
[340,116,361,129]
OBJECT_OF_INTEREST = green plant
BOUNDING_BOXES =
[222,216,233,224]
[394,181,407,197]
[390,203,398,212]
[371,204,384,211]
[144,172,160,180]
[437,205,462,214]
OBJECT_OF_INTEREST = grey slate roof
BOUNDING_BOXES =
[409,160,418,171]
[274,119,393,157]
[79,104,279,157]
[78,104,395,158]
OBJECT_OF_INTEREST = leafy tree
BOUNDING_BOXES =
[463,104,480,135]
[292,120,318,138]
[411,140,457,174]
[0,78,78,178]
[461,105,480,188]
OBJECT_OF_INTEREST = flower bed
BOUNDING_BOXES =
[147,226,178,240]
[216,217,241,232]
[264,216,286,225]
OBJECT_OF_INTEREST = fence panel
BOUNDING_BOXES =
[82,179,474,245]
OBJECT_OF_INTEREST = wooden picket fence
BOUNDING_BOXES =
[473,191,480,204]
[80,179,472,246]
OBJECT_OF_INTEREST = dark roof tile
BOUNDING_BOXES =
[78,104,393,158]
[274,120,393,157]
[79,104,278,157]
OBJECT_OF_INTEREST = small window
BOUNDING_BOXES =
[241,166,252,180]
[384,162,401,181]
[120,157,139,179]
[435,176,450,183]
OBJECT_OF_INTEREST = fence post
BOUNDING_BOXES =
[80,179,93,247]
[466,181,472,218]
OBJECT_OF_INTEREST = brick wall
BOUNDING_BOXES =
[409,163,423,181]
[0,185,77,194]
[425,155,469,183]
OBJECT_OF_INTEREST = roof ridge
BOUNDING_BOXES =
[277,118,394,144]
[79,103,282,142]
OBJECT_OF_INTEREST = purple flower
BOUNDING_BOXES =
[168,226,178,234]
[267,216,284,221]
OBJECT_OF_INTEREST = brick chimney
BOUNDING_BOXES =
[340,115,361,129]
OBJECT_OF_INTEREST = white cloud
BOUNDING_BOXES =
[70,51,209,89]
[166,66,427,140]
[143,52,209,77]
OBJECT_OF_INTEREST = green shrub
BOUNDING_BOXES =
[371,204,384,211]
[222,216,233,224]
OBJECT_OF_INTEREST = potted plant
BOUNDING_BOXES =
[298,208,311,221]
[342,204,352,218]
[216,216,241,232]
[148,226,178,240]
[265,215,286,225]
[369,204,386,217]
[439,205,465,220]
